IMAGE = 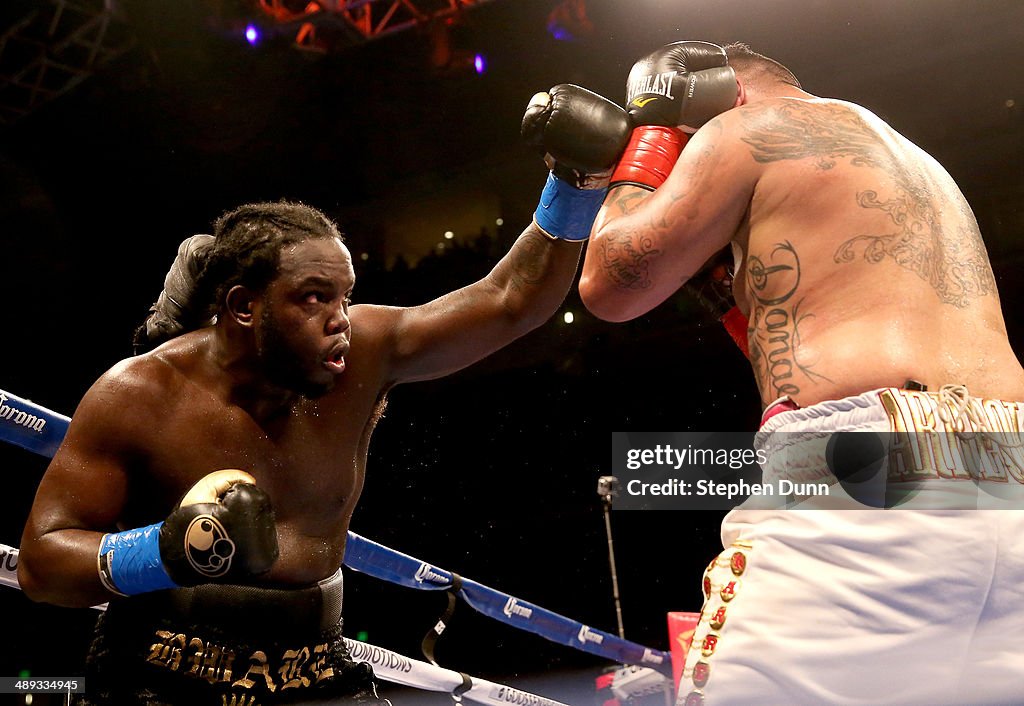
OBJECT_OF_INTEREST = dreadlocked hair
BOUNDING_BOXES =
[132,201,344,355]
[194,200,345,323]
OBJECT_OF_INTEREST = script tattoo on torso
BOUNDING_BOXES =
[746,240,830,400]
[741,102,995,308]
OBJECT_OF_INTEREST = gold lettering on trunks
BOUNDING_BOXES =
[232,651,277,692]
[146,631,186,671]
[189,640,236,684]
[279,647,311,689]
[222,696,259,706]
[881,389,1024,482]
[186,637,207,677]
[312,643,335,683]
[145,629,334,693]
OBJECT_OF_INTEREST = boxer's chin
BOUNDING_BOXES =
[300,377,335,400]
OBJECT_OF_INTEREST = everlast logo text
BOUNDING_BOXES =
[576,625,605,645]
[642,647,665,665]
[627,71,677,105]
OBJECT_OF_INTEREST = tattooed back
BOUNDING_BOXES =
[726,97,1024,405]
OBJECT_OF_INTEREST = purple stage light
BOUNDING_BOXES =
[474,53,486,74]
[245,25,260,46]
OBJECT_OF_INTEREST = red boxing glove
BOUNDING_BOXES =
[609,125,689,191]
[721,306,750,359]
[684,248,751,360]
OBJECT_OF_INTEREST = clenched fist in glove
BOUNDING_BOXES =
[612,41,740,192]
[97,470,278,596]
[522,84,631,240]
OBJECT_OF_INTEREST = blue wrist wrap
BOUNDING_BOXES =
[533,172,607,241]
[98,522,179,595]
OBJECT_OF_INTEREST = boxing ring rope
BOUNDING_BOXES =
[0,386,672,699]
[0,543,568,706]
[342,534,671,668]
[0,388,70,458]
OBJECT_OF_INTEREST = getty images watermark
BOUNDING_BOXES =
[611,430,1024,511]
[612,432,771,510]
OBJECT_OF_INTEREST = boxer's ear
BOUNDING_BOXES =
[734,76,747,108]
[225,285,256,327]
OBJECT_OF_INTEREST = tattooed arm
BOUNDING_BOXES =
[373,221,582,384]
[580,115,758,322]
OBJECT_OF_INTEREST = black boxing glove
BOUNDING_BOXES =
[610,42,737,192]
[97,470,279,596]
[133,234,215,354]
[625,41,738,132]
[522,83,632,182]
[522,84,631,240]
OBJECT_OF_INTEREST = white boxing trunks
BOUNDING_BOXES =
[678,386,1024,706]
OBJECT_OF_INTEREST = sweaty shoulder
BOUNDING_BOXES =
[349,303,399,351]
[345,303,405,375]
[84,350,186,419]
[726,97,893,167]
[681,98,881,180]
[62,349,188,462]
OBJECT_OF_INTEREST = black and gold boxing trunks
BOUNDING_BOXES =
[74,570,387,705]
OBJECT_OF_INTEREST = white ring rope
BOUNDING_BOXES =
[0,543,570,705]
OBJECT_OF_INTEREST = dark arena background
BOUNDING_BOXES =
[1,1,1022,704]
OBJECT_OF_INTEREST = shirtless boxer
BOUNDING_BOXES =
[579,41,1024,705]
[17,84,630,705]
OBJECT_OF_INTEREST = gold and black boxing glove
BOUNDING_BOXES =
[97,470,279,596]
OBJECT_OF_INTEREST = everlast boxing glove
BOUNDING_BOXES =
[612,41,739,192]
[522,84,631,240]
[616,43,750,356]
[97,470,279,596]
[625,40,738,131]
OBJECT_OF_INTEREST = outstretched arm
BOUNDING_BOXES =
[377,84,631,384]
[378,222,582,384]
